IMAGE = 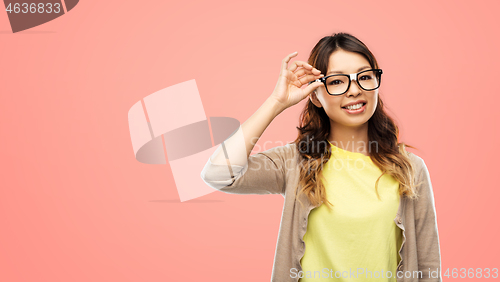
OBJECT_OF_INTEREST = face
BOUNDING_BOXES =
[310,49,378,129]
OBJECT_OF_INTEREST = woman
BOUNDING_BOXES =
[201,32,441,282]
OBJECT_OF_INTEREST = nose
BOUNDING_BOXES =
[346,77,362,97]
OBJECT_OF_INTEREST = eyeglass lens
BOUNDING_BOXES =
[325,70,380,95]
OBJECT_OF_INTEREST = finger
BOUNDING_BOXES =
[298,73,324,86]
[294,67,321,78]
[303,81,325,95]
[297,72,322,85]
[289,60,316,73]
[281,52,298,74]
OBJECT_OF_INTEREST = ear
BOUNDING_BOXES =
[309,91,323,108]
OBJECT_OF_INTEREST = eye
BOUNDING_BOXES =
[328,79,344,85]
[360,75,373,81]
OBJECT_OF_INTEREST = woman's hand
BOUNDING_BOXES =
[269,51,324,111]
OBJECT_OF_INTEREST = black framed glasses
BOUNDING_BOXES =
[309,68,383,95]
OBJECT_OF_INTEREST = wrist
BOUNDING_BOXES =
[265,97,286,117]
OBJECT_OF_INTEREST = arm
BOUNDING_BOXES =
[208,97,284,167]
[414,158,442,281]
[201,141,293,195]
[200,51,324,195]
[200,97,288,195]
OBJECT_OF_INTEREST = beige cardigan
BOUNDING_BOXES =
[200,142,442,281]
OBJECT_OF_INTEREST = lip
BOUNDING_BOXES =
[342,103,366,114]
[342,99,367,108]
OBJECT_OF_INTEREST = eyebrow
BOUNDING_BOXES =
[326,66,371,75]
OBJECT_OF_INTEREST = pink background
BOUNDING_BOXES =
[1,0,499,281]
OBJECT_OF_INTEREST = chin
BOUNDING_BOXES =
[345,120,370,127]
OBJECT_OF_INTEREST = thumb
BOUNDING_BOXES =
[303,81,323,96]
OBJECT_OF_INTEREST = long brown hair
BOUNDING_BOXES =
[293,32,419,210]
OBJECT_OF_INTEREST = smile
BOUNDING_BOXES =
[341,102,366,114]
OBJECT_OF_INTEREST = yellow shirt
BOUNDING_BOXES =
[299,141,403,281]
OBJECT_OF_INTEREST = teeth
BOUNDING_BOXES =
[345,102,363,110]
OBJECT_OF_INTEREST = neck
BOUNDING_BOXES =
[328,121,370,156]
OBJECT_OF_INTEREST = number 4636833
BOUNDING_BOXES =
[443,268,498,278]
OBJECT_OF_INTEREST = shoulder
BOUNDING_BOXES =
[259,142,297,158]
[406,151,435,197]
[407,150,426,175]
[254,143,300,173]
